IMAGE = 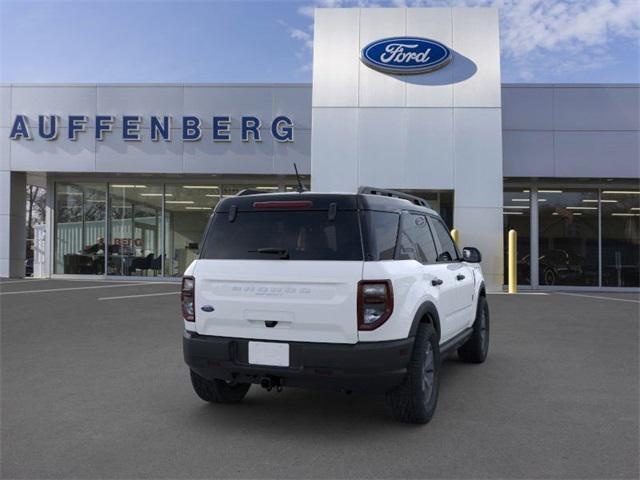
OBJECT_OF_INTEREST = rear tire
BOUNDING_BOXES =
[386,323,440,424]
[458,295,490,363]
[189,370,251,404]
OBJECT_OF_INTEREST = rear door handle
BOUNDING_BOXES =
[456,274,466,281]
[431,278,443,286]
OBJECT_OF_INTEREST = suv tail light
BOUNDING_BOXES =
[357,280,393,330]
[181,276,195,322]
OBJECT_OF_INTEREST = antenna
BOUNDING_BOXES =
[293,163,306,193]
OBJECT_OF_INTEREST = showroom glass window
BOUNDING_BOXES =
[601,189,640,287]
[164,184,221,277]
[54,181,309,277]
[503,189,531,285]
[54,183,106,274]
[538,189,598,286]
[108,184,162,276]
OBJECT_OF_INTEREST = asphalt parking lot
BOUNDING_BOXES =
[1,279,638,479]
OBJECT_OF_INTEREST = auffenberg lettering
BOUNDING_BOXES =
[8,115,295,142]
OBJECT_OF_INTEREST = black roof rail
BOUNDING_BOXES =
[236,188,279,196]
[358,186,431,209]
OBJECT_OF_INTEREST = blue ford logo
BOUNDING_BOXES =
[361,37,452,75]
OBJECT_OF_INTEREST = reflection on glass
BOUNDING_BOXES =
[601,190,640,287]
[538,189,598,286]
[53,181,310,277]
[164,184,220,276]
[55,183,106,274]
[503,189,531,285]
[83,184,107,273]
[108,184,162,276]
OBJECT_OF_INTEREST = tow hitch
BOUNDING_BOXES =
[260,376,283,392]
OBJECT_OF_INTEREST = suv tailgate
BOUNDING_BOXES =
[193,260,362,344]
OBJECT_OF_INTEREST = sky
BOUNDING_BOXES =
[1,0,639,84]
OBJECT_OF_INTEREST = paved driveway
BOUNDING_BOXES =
[1,279,638,479]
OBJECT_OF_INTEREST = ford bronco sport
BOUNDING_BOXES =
[182,187,489,424]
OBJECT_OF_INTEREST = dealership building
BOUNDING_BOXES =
[1,7,638,290]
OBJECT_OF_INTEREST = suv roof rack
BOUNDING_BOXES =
[358,186,431,209]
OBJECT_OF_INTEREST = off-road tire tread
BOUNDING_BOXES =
[385,323,440,424]
[458,295,489,364]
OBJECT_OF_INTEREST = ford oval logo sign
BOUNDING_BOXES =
[361,37,452,75]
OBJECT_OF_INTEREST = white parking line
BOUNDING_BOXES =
[98,291,180,301]
[556,292,640,304]
[0,279,48,285]
[0,283,160,295]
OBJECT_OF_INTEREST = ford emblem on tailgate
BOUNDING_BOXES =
[361,36,452,75]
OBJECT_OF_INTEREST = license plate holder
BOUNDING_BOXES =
[248,341,290,367]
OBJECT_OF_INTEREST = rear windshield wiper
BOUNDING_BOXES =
[250,247,290,259]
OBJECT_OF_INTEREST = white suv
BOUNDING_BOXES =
[182,187,489,424]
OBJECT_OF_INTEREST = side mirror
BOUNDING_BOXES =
[462,247,482,263]
[437,252,452,262]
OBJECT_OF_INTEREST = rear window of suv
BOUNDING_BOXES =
[361,211,400,261]
[201,211,364,261]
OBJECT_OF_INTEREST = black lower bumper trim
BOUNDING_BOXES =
[183,332,414,393]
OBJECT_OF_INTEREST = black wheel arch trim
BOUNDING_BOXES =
[408,301,442,341]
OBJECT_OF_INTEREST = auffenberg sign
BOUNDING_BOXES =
[361,37,452,75]
[8,114,295,142]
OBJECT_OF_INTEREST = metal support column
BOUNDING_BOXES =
[104,184,110,276]
[161,184,165,278]
[598,188,602,287]
[530,185,539,289]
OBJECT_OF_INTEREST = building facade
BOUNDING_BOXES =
[1,7,638,290]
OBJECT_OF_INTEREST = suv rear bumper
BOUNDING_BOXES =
[183,331,413,393]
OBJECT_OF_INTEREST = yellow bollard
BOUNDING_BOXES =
[508,229,517,294]
[450,228,460,248]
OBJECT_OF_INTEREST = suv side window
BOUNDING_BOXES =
[396,212,438,263]
[429,217,459,262]
[361,211,400,261]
